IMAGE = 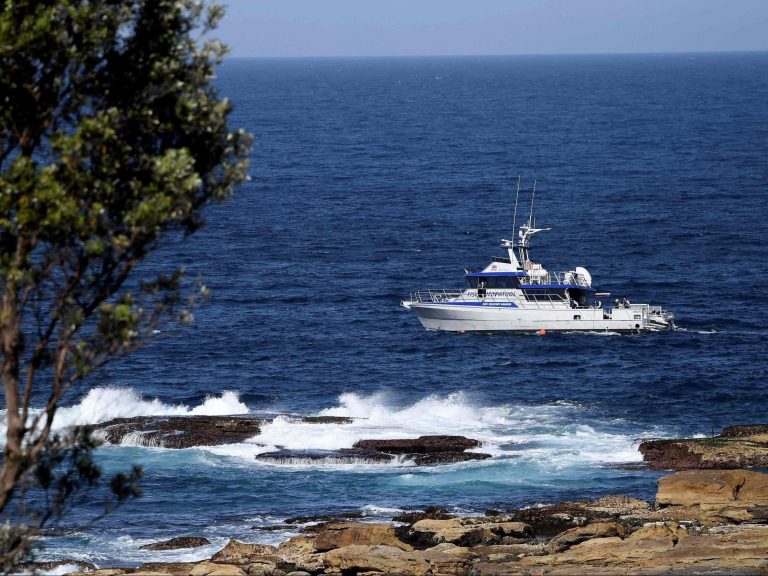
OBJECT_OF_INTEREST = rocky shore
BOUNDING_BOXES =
[62,469,768,576]
[72,418,768,574]
[90,416,490,466]
[639,424,768,470]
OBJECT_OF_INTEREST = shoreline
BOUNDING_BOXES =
[48,468,768,576]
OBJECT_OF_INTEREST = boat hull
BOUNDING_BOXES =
[404,302,665,333]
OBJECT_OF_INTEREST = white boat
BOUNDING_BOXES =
[401,184,675,334]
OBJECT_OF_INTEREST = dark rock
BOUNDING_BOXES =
[638,439,705,470]
[255,449,394,466]
[613,462,650,471]
[506,503,596,536]
[721,424,768,438]
[353,435,481,454]
[89,414,358,450]
[348,435,491,466]
[255,444,491,467]
[300,416,354,425]
[26,560,98,572]
[252,524,293,531]
[139,536,211,550]
[89,416,264,449]
[286,512,365,524]
[392,506,454,524]
[639,437,768,470]
[410,451,491,465]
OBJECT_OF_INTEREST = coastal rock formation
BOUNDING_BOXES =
[492,523,768,575]
[651,469,768,525]
[256,435,491,467]
[210,540,280,565]
[504,495,651,536]
[638,423,768,470]
[392,506,454,524]
[353,436,481,453]
[27,561,98,573]
[90,416,265,448]
[140,536,211,551]
[545,521,626,553]
[353,435,491,466]
[90,415,354,449]
[408,516,532,547]
[255,448,394,466]
[313,522,412,551]
[323,544,430,575]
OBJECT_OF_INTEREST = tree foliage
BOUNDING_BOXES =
[0,0,251,565]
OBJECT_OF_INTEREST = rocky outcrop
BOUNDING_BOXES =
[313,522,412,551]
[353,436,481,453]
[639,423,768,470]
[392,505,455,524]
[27,560,98,573]
[255,448,394,466]
[276,536,325,573]
[90,416,265,448]
[210,540,280,565]
[651,469,768,525]
[256,435,491,467]
[139,536,211,551]
[323,544,430,575]
[353,435,491,466]
[408,516,532,547]
[545,521,626,553]
[90,415,355,449]
[504,495,651,536]
[483,522,768,575]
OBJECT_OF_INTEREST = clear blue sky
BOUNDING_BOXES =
[216,0,768,57]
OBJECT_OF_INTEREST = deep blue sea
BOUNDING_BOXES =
[7,53,768,567]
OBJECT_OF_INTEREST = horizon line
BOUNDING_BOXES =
[223,48,768,60]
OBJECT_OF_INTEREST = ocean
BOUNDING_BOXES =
[5,53,768,567]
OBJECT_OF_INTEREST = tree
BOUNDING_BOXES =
[0,0,251,566]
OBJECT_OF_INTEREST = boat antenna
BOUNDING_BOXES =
[512,175,521,238]
[528,179,537,226]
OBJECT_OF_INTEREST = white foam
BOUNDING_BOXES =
[361,504,407,516]
[5,388,653,471]
[0,387,249,440]
[242,392,646,469]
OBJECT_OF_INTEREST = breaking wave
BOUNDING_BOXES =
[0,386,249,440]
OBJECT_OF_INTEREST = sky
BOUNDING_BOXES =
[216,0,768,58]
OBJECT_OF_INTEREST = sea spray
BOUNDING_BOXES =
[0,387,250,443]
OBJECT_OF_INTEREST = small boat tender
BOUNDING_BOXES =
[401,187,674,334]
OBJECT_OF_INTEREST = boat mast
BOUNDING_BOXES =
[512,175,521,239]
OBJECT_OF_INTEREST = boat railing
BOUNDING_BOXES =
[524,270,591,286]
[408,289,465,304]
[410,289,522,304]
[518,292,571,309]
[409,289,574,309]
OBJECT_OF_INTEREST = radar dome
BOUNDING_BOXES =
[575,266,592,286]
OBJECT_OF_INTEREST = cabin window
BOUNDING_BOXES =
[573,314,581,320]
[466,275,519,289]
